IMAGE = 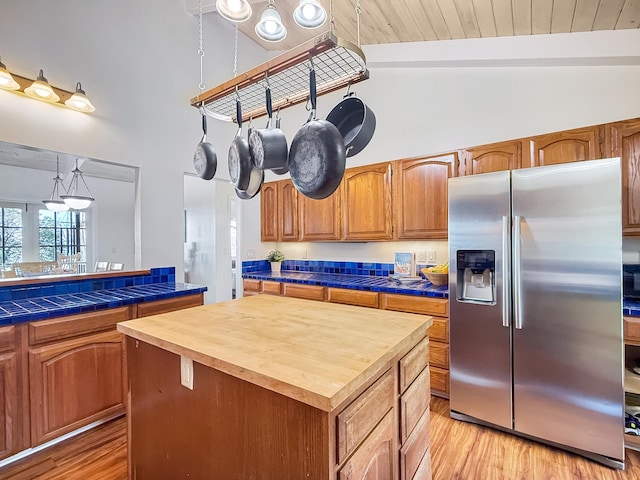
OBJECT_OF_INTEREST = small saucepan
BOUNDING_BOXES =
[228,99,254,191]
[249,87,288,175]
[288,66,346,200]
[326,87,376,158]
[193,110,217,180]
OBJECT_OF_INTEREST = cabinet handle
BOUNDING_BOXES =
[502,216,511,328]
[513,216,523,330]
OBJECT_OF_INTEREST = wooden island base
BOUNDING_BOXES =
[120,295,433,480]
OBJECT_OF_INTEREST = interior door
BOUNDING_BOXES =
[512,158,623,462]
[448,171,512,429]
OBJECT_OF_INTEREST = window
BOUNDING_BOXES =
[39,210,86,262]
[0,206,23,266]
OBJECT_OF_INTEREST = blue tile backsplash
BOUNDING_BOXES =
[242,259,428,277]
[0,267,206,325]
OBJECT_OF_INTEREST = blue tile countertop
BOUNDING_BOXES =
[0,267,206,325]
[625,299,640,317]
[243,259,448,298]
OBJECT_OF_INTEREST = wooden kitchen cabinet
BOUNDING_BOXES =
[608,119,640,236]
[243,279,262,296]
[136,293,204,318]
[342,163,393,240]
[299,187,342,241]
[527,126,603,167]
[261,179,299,242]
[459,140,523,176]
[393,153,457,240]
[327,288,379,308]
[0,324,19,461]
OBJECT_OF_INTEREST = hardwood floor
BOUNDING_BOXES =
[2,397,640,479]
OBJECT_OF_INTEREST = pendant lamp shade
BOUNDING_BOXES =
[0,58,20,91]
[43,156,70,212]
[216,0,252,22]
[293,0,327,29]
[256,3,287,42]
[24,69,60,103]
[60,159,94,210]
[64,82,95,113]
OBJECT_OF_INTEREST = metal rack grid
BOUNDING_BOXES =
[190,31,369,123]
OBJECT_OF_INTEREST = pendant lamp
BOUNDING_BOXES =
[24,69,60,103]
[64,82,95,113]
[256,0,287,42]
[0,58,20,91]
[60,159,94,210]
[216,0,252,22]
[43,156,69,212]
[293,0,327,29]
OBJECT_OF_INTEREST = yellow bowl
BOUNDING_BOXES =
[422,270,449,286]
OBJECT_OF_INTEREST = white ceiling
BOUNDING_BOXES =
[185,0,640,51]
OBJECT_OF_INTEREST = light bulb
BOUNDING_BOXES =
[227,0,241,11]
[302,3,316,19]
[264,20,278,34]
[34,86,51,98]
[0,76,10,85]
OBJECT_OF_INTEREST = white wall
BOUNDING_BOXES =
[0,164,135,269]
[0,0,270,280]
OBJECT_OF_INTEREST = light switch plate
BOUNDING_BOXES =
[416,250,426,263]
[180,356,194,390]
[427,250,436,263]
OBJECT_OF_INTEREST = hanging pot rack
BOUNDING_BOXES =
[189,31,369,123]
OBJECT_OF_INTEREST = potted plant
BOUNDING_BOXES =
[266,249,285,274]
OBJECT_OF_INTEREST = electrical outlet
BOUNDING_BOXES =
[180,356,194,390]
[302,249,308,259]
[427,250,436,263]
[246,249,255,259]
[416,250,426,263]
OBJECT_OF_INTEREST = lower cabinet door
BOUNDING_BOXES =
[0,352,18,460]
[338,411,394,480]
[29,330,125,445]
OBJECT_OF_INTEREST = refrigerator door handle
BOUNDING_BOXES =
[513,215,523,330]
[502,215,511,328]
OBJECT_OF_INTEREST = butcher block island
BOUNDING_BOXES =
[117,294,433,480]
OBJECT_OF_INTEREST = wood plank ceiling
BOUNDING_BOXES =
[232,0,640,51]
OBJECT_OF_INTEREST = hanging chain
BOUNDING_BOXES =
[330,0,334,33]
[356,0,362,47]
[233,24,238,77]
[198,0,205,91]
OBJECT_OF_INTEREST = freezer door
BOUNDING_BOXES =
[449,170,513,429]
[512,158,623,461]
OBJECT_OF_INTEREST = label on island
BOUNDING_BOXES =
[394,252,415,277]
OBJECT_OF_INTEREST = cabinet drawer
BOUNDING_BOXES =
[411,447,432,480]
[261,281,282,295]
[429,341,449,369]
[428,316,448,343]
[625,316,640,344]
[337,370,394,463]
[327,288,379,308]
[399,336,429,393]
[29,306,133,345]
[0,325,15,353]
[430,366,449,394]
[380,294,448,316]
[282,283,325,301]
[136,293,204,318]
[243,279,261,293]
[400,409,430,480]
[400,367,430,443]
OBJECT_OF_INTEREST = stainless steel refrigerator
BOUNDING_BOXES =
[448,157,624,469]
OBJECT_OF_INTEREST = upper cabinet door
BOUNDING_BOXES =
[459,140,523,176]
[528,126,603,167]
[342,163,393,241]
[278,180,299,241]
[299,187,342,241]
[608,119,640,236]
[393,153,457,240]
[260,182,278,242]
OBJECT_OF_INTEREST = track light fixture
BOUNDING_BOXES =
[255,0,287,42]
[293,0,327,29]
[215,0,252,22]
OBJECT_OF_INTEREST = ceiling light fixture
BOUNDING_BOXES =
[255,0,287,42]
[43,156,70,212]
[293,0,327,29]
[64,82,96,113]
[0,57,20,91]
[24,69,60,103]
[60,159,94,210]
[216,0,252,22]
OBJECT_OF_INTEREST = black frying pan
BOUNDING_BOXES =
[326,89,376,158]
[249,88,288,174]
[193,111,217,180]
[228,100,254,191]
[288,68,346,200]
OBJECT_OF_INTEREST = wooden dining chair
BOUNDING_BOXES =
[95,261,109,272]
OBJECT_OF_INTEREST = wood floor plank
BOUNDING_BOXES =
[3,399,640,479]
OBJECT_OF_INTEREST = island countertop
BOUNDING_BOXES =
[117,294,432,412]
